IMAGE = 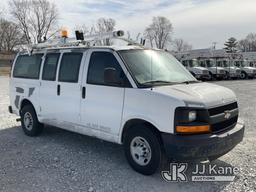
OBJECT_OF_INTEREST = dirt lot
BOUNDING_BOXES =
[0,76,255,192]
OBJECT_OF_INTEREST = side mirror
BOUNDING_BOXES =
[104,67,121,86]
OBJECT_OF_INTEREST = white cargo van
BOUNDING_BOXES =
[9,32,245,175]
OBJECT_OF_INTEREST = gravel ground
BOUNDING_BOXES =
[0,76,255,192]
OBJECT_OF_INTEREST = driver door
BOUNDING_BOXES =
[80,49,131,137]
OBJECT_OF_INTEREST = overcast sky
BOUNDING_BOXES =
[2,0,256,49]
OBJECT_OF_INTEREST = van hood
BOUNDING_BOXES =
[152,82,236,108]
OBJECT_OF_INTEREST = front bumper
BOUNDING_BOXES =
[248,73,256,78]
[215,73,225,78]
[161,122,244,160]
[229,73,240,78]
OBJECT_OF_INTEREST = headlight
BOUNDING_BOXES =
[188,111,197,122]
[174,107,210,134]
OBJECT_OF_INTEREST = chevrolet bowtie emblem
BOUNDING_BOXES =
[224,110,231,119]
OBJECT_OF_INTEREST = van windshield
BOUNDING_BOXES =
[206,60,216,67]
[118,50,196,87]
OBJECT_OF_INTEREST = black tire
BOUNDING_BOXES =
[20,105,43,136]
[208,151,229,162]
[123,125,163,175]
[240,71,247,79]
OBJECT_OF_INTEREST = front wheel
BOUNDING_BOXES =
[20,105,43,136]
[240,71,247,79]
[124,125,162,175]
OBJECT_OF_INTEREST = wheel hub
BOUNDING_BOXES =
[130,136,152,166]
[24,112,33,131]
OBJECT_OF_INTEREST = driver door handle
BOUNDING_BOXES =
[82,87,86,99]
[57,84,60,96]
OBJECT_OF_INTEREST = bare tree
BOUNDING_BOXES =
[144,16,173,49]
[144,27,154,48]
[238,33,256,52]
[96,18,115,45]
[238,39,250,52]
[9,0,58,44]
[172,38,192,52]
[75,24,96,37]
[0,19,25,51]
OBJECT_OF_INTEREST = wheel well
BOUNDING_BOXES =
[20,99,33,110]
[121,119,162,144]
[19,99,35,116]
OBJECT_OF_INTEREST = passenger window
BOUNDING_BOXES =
[13,54,43,79]
[58,53,83,83]
[42,53,60,81]
[87,52,130,87]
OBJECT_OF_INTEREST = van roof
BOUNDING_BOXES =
[19,45,145,55]
[46,45,144,51]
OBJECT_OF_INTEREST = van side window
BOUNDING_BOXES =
[13,54,43,79]
[58,52,83,83]
[87,51,130,87]
[42,53,60,81]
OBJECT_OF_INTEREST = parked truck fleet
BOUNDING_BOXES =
[174,49,256,81]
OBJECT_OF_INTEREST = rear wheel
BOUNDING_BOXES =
[124,125,163,175]
[20,105,43,136]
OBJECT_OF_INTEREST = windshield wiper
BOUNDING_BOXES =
[178,80,199,84]
[142,80,174,85]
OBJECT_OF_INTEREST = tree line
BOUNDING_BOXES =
[224,34,256,53]
[1,0,255,53]
[0,0,194,53]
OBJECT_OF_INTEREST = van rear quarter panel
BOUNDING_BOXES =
[10,78,40,116]
[121,88,185,141]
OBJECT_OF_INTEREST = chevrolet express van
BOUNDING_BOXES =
[9,45,245,175]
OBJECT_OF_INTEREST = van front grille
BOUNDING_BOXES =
[211,116,238,133]
[208,102,238,116]
[208,102,238,133]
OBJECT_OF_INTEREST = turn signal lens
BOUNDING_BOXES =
[176,125,210,133]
